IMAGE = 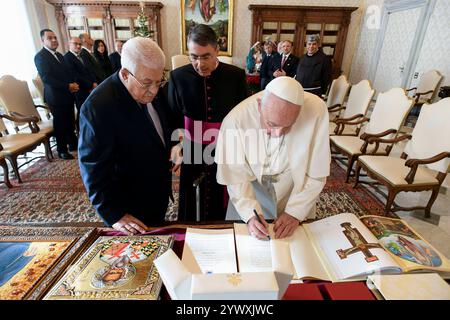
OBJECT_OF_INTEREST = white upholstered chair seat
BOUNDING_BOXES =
[358,156,439,186]
[0,133,46,156]
[330,136,388,155]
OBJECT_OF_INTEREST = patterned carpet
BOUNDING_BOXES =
[0,158,386,224]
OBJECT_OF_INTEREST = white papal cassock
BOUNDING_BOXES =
[215,90,331,222]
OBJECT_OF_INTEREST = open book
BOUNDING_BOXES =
[183,213,450,282]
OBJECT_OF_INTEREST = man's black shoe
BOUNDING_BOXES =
[58,152,74,160]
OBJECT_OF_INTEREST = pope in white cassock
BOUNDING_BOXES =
[215,76,330,239]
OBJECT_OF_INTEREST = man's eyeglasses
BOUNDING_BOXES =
[128,71,167,90]
[70,42,82,46]
[188,54,213,62]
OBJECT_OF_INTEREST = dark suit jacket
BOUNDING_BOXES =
[269,53,299,78]
[64,51,96,91]
[80,48,104,84]
[78,72,173,226]
[109,52,122,72]
[260,52,280,89]
[34,48,74,107]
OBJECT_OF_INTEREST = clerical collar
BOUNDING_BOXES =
[307,50,318,56]
[212,58,220,71]
[202,59,220,78]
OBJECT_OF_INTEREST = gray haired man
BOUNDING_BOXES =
[295,34,332,97]
[79,37,176,235]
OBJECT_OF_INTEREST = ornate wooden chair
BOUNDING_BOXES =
[326,75,351,122]
[407,69,443,105]
[171,55,190,70]
[406,69,443,118]
[330,79,375,136]
[0,75,54,158]
[32,75,52,120]
[330,87,414,182]
[354,98,450,218]
[0,114,51,187]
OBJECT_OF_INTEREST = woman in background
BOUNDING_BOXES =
[246,41,263,74]
[93,39,113,83]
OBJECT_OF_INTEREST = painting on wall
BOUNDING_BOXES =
[181,0,233,56]
[44,235,174,300]
[0,226,96,300]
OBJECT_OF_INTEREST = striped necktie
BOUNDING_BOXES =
[281,55,287,68]
[53,52,62,63]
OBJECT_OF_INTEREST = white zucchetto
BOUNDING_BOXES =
[265,76,304,106]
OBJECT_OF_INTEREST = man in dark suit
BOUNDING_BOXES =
[78,37,175,235]
[260,41,279,90]
[64,36,97,132]
[108,40,124,72]
[270,40,299,79]
[34,29,79,159]
[79,33,104,84]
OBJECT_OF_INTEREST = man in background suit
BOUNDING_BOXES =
[109,40,124,72]
[79,33,104,83]
[270,40,299,79]
[64,36,97,132]
[34,29,78,159]
[259,41,279,90]
[78,37,176,235]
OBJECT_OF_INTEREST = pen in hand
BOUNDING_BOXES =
[253,209,271,241]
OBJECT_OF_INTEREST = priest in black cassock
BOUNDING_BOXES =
[296,34,332,97]
[168,24,248,222]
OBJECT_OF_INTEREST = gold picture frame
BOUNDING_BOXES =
[44,235,174,300]
[181,0,233,56]
[0,226,97,300]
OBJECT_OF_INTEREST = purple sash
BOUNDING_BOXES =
[184,116,221,145]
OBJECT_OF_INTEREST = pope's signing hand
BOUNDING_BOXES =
[247,214,270,240]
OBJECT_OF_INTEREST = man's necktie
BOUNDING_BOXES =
[77,54,84,65]
[54,52,62,63]
[142,103,165,146]
[281,55,287,69]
